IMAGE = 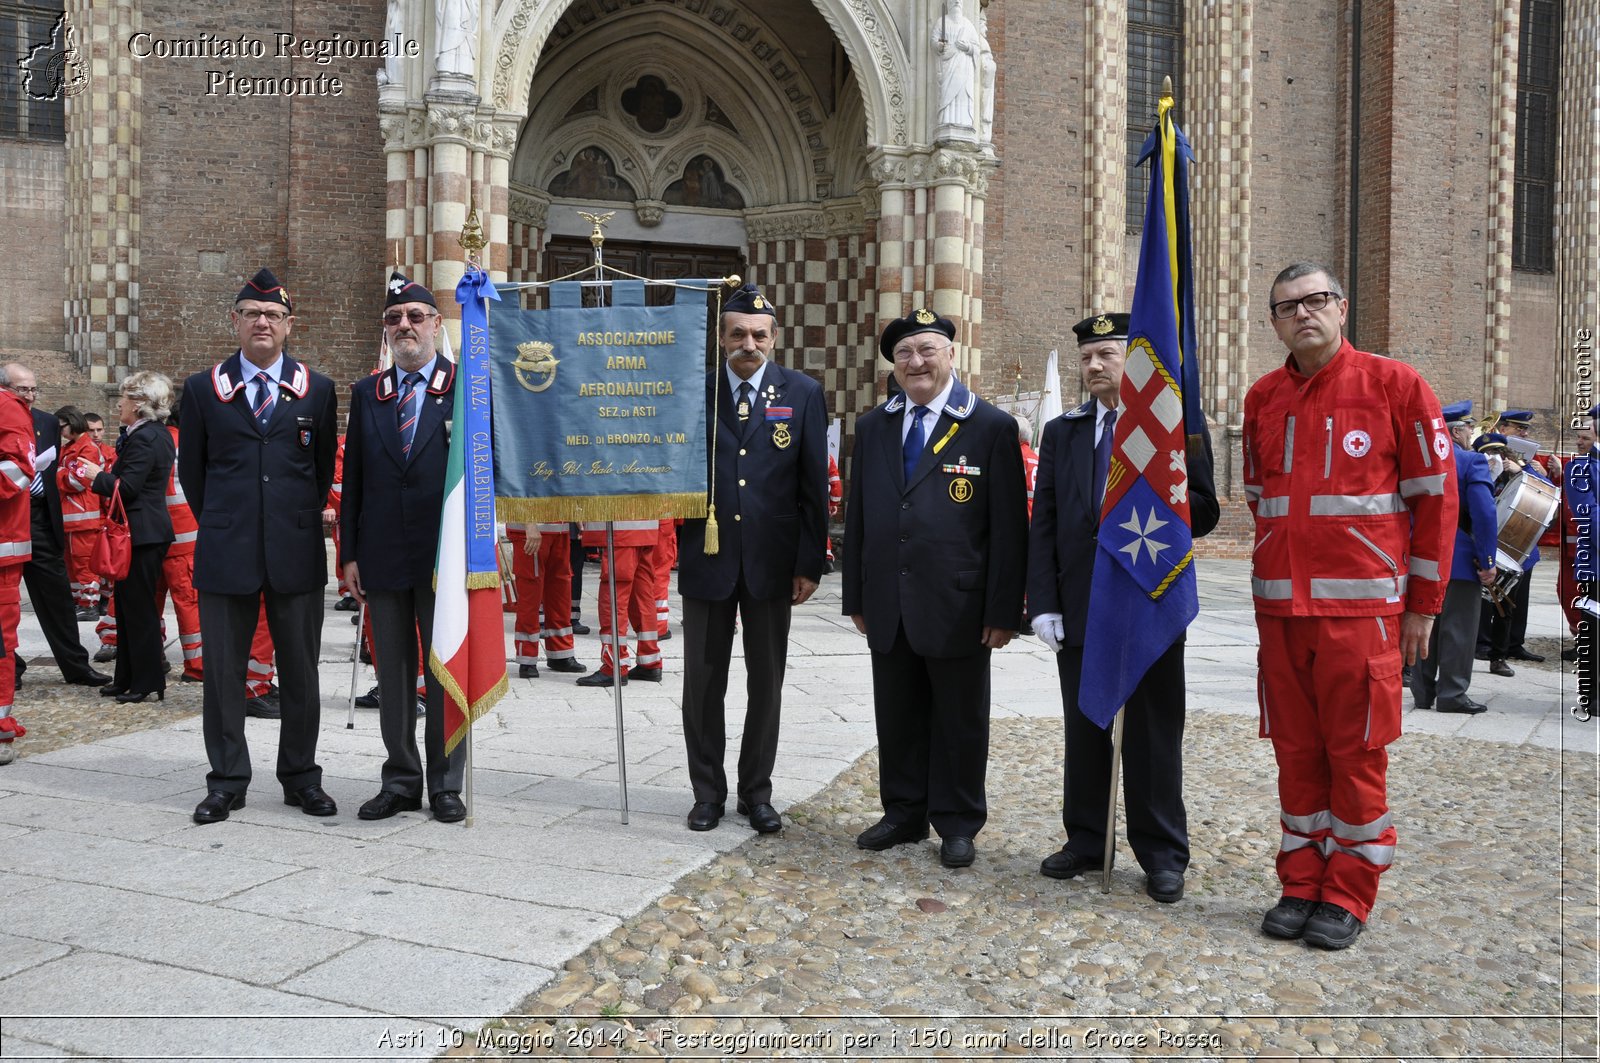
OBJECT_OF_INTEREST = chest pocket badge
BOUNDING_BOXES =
[297,416,313,449]
[949,476,974,503]
[771,423,792,449]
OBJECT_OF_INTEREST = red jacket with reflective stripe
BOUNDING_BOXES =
[0,391,33,568]
[1242,340,1457,618]
[165,425,198,554]
[58,434,104,534]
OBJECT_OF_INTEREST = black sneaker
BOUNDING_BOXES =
[1302,902,1364,949]
[93,644,117,664]
[1261,895,1318,939]
[571,620,592,636]
[354,686,380,709]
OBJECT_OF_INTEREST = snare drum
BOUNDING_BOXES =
[1484,472,1560,602]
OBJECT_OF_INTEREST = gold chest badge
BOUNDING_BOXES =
[771,423,792,449]
[949,476,974,503]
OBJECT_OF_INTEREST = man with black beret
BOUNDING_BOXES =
[1026,312,1219,903]
[843,307,1028,868]
[180,268,339,824]
[341,272,464,823]
[675,282,828,834]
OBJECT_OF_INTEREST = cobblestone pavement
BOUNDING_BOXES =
[2,558,1595,1061]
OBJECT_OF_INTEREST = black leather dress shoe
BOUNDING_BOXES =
[334,596,358,611]
[1302,901,1364,949]
[100,684,128,697]
[68,669,113,687]
[1437,696,1488,714]
[284,785,337,816]
[431,791,466,823]
[686,801,724,831]
[1562,646,1578,662]
[1039,847,1106,880]
[245,695,281,719]
[1489,658,1516,677]
[630,666,663,683]
[354,686,381,709]
[576,670,624,687]
[939,835,976,868]
[1506,647,1545,663]
[1145,869,1185,903]
[547,658,586,674]
[737,801,781,834]
[193,789,245,824]
[519,662,539,679]
[358,790,421,820]
[855,818,930,850]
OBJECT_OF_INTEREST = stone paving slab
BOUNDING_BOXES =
[3,829,299,902]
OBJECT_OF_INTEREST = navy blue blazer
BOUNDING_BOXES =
[842,381,1028,658]
[29,407,65,545]
[178,351,338,595]
[339,360,456,592]
[1025,399,1220,647]
[92,421,174,547]
[677,362,829,601]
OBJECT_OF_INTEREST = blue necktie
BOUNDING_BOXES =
[252,372,275,431]
[1093,408,1117,511]
[903,405,929,483]
[397,371,423,459]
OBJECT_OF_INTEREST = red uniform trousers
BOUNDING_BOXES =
[245,601,278,697]
[509,528,576,667]
[654,520,676,637]
[0,566,21,714]
[1256,614,1401,923]
[65,531,101,610]
[155,547,203,680]
[595,544,659,678]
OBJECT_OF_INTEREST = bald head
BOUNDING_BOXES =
[0,362,37,406]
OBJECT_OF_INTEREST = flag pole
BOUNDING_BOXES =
[1101,706,1125,892]
[605,525,630,824]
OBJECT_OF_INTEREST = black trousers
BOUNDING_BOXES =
[113,542,169,695]
[199,587,324,795]
[868,626,991,839]
[1055,638,1189,874]
[569,533,586,620]
[21,505,93,681]
[680,584,791,806]
[1480,565,1533,655]
[366,586,460,798]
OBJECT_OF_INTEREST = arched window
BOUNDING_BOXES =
[1126,0,1183,231]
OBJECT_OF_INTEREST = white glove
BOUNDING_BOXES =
[1033,613,1065,653]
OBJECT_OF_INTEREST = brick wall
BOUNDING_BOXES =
[135,0,387,396]
[0,143,68,355]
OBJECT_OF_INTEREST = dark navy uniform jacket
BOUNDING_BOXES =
[178,351,338,595]
[677,363,829,601]
[842,380,1028,658]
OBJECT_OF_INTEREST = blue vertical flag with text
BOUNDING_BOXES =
[1078,92,1201,728]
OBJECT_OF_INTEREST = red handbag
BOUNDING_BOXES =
[93,482,132,582]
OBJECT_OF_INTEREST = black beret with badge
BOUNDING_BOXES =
[386,270,437,310]
[722,281,777,321]
[879,307,956,362]
[1072,312,1130,344]
[236,267,292,311]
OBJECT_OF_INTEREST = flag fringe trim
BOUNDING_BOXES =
[497,493,707,523]
[432,648,509,757]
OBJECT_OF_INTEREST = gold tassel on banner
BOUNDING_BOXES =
[703,276,738,555]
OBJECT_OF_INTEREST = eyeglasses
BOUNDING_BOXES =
[892,342,952,362]
[9,385,38,396]
[384,309,437,326]
[236,309,289,324]
[1269,291,1339,320]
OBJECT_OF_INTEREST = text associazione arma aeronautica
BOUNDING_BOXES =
[126,32,419,97]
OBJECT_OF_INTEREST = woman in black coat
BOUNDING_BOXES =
[81,372,176,703]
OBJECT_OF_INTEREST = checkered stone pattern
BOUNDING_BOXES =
[1556,0,1599,403]
[64,0,141,383]
[1082,0,1128,313]
[1485,0,1520,410]
[1187,0,1255,430]
[507,220,543,289]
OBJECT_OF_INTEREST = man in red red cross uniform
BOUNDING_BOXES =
[0,374,35,763]
[506,520,584,678]
[577,520,661,686]
[1243,262,1456,951]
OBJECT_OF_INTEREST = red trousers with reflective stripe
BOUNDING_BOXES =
[597,543,657,677]
[156,550,202,680]
[654,521,676,637]
[65,531,101,609]
[509,529,575,664]
[1256,613,1401,922]
[245,601,277,696]
[0,566,20,714]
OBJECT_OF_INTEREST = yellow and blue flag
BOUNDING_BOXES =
[1078,91,1201,727]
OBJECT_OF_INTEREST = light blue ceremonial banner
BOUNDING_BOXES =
[489,279,710,522]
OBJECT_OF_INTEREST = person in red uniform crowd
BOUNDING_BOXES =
[55,406,105,619]
[507,520,584,678]
[824,453,843,571]
[654,518,678,640]
[1243,262,1456,950]
[330,433,358,611]
[577,520,661,687]
[0,369,35,764]
[1015,413,1039,520]
[155,399,203,683]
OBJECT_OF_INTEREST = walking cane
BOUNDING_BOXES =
[346,600,365,729]
[1101,706,1126,893]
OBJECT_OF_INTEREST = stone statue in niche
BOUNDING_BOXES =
[977,2,997,143]
[621,75,684,135]
[548,147,635,202]
[932,0,981,132]
[434,0,477,80]
[378,0,404,86]
[664,155,744,209]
